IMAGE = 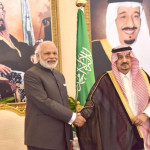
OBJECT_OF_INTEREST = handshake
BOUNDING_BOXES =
[73,113,86,127]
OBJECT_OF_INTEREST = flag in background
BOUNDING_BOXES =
[76,8,95,106]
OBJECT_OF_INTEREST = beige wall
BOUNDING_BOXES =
[59,0,78,98]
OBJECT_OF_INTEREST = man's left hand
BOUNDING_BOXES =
[132,113,148,126]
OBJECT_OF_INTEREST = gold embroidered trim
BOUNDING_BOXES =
[100,39,112,61]
[91,39,101,42]
[84,72,107,109]
[141,70,150,97]
[0,102,26,116]
[0,36,22,57]
[108,71,143,138]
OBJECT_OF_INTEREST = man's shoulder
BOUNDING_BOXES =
[141,69,149,76]
[140,69,150,83]
[96,71,110,82]
[92,39,103,49]
[92,38,108,46]
[25,64,40,75]
[25,65,63,77]
[91,71,112,92]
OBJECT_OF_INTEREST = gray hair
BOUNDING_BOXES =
[36,41,58,54]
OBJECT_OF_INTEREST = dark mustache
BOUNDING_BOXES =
[0,19,4,22]
[122,27,137,30]
[121,62,129,66]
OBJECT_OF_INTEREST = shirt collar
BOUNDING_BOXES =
[36,63,55,73]
[120,71,132,79]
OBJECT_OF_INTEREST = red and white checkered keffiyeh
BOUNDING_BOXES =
[111,45,150,149]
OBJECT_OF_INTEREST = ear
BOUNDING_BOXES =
[36,53,40,61]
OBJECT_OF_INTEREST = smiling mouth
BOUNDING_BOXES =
[0,20,3,24]
[47,60,56,64]
[123,29,135,35]
[122,27,137,35]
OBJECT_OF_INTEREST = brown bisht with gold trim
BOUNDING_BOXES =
[76,71,148,150]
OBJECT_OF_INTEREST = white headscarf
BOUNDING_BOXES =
[106,2,150,75]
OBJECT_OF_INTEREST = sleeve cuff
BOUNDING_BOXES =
[143,103,150,118]
[68,112,76,125]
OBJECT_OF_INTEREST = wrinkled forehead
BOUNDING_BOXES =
[40,43,58,53]
[111,50,131,64]
[117,6,140,19]
[117,51,131,56]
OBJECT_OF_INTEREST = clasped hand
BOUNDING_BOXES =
[73,113,86,127]
[132,113,148,126]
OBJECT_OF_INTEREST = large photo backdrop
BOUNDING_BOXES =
[86,0,150,78]
[0,0,60,103]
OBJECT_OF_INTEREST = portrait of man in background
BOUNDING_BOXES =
[0,0,52,102]
[90,0,150,78]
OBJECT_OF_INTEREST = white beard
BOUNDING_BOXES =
[39,56,58,70]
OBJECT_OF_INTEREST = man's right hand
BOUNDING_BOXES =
[73,113,86,127]
[0,64,11,75]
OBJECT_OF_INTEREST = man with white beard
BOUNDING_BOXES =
[24,41,86,150]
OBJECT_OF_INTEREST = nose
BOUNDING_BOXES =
[126,16,134,28]
[48,54,57,60]
[50,54,55,58]
[122,56,128,62]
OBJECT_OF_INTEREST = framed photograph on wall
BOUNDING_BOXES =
[85,0,150,78]
[0,0,61,107]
